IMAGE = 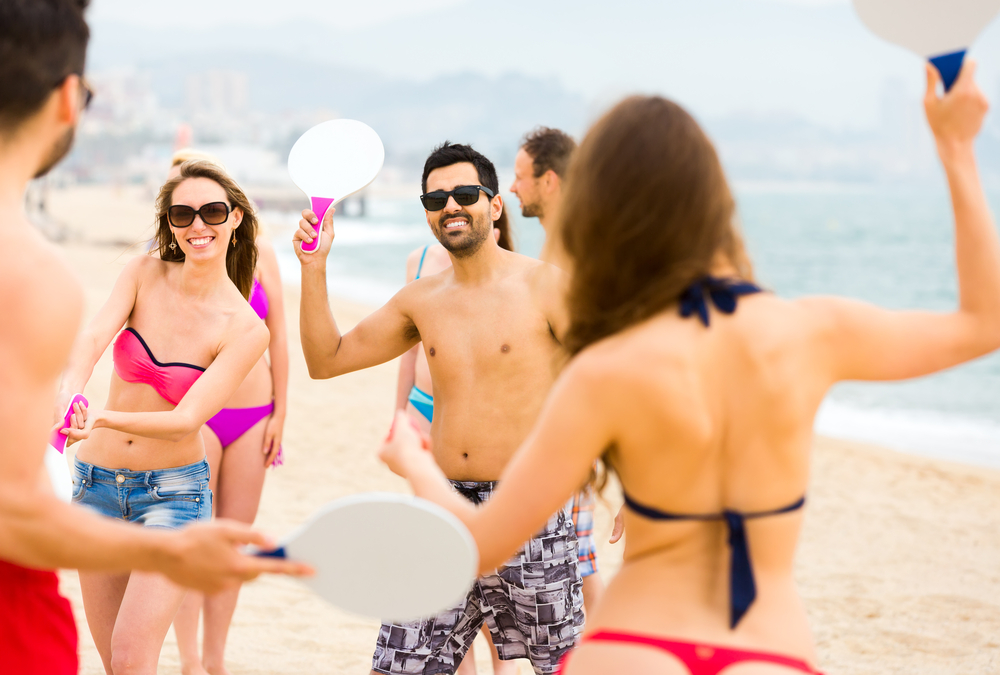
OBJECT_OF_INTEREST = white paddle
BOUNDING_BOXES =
[256,493,478,620]
[287,119,385,253]
[853,0,1000,90]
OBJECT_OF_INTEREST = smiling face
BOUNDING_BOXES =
[510,148,544,219]
[424,162,501,259]
[169,177,242,261]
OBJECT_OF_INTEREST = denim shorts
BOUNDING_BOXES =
[71,457,212,530]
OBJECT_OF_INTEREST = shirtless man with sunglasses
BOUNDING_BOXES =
[0,2,307,671]
[294,142,583,675]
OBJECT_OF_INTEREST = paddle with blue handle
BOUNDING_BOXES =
[254,492,478,621]
[288,119,385,254]
[853,0,1000,90]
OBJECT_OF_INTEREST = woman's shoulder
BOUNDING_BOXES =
[406,243,450,282]
[223,296,270,345]
[565,327,660,393]
[124,253,175,279]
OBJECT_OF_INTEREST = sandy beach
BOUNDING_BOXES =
[43,185,1000,674]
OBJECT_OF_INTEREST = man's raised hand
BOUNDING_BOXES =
[293,206,336,263]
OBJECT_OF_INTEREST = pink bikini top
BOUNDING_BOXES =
[113,281,266,404]
[249,278,268,321]
[112,328,205,406]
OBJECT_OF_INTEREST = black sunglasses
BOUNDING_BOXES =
[167,202,232,228]
[420,185,495,211]
[79,77,94,111]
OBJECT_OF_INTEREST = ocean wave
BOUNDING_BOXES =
[815,399,1000,468]
[260,208,431,245]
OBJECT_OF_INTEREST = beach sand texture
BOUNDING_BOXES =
[45,186,1000,674]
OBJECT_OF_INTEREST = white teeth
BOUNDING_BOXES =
[445,220,468,229]
[188,237,213,246]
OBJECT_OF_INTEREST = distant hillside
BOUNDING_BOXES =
[131,52,586,170]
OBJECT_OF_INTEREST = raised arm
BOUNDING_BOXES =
[380,354,611,572]
[293,207,421,378]
[806,61,1000,383]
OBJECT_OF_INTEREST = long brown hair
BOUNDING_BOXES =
[494,207,515,252]
[152,160,259,299]
[560,96,752,357]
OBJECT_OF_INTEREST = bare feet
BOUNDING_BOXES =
[205,662,233,675]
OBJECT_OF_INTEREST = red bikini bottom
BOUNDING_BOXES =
[558,630,824,675]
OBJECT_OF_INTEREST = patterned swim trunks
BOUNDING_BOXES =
[371,480,584,675]
[570,489,599,577]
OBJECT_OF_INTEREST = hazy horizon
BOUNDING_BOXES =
[86,0,1000,131]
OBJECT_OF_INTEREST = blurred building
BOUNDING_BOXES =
[185,70,250,117]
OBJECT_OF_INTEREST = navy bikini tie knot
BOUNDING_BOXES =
[723,510,756,629]
[679,276,763,327]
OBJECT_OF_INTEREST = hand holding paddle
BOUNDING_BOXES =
[162,520,313,594]
[924,59,989,157]
[50,393,87,454]
[58,398,95,446]
[293,206,335,262]
[853,0,1000,90]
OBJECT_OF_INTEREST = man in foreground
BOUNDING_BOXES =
[0,2,307,672]
[294,142,583,674]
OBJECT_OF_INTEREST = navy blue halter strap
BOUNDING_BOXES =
[622,492,806,629]
[679,276,763,327]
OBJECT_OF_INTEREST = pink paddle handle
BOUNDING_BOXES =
[50,394,88,454]
[300,196,336,253]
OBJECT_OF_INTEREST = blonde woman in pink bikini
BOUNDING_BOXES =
[57,160,274,675]
[164,154,289,675]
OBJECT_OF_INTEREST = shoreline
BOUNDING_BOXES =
[43,185,1000,673]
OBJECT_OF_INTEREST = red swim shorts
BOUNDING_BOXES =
[0,559,78,674]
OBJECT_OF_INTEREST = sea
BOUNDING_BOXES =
[265,182,1000,468]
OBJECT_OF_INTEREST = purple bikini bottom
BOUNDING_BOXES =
[205,402,283,467]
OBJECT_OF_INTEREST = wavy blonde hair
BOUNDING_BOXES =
[152,160,259,298]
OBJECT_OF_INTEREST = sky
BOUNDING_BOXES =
[88,0,847,26]
[86,0,1000,129]
[86,0,470,29]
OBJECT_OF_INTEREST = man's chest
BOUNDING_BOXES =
[414,293,556,374]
